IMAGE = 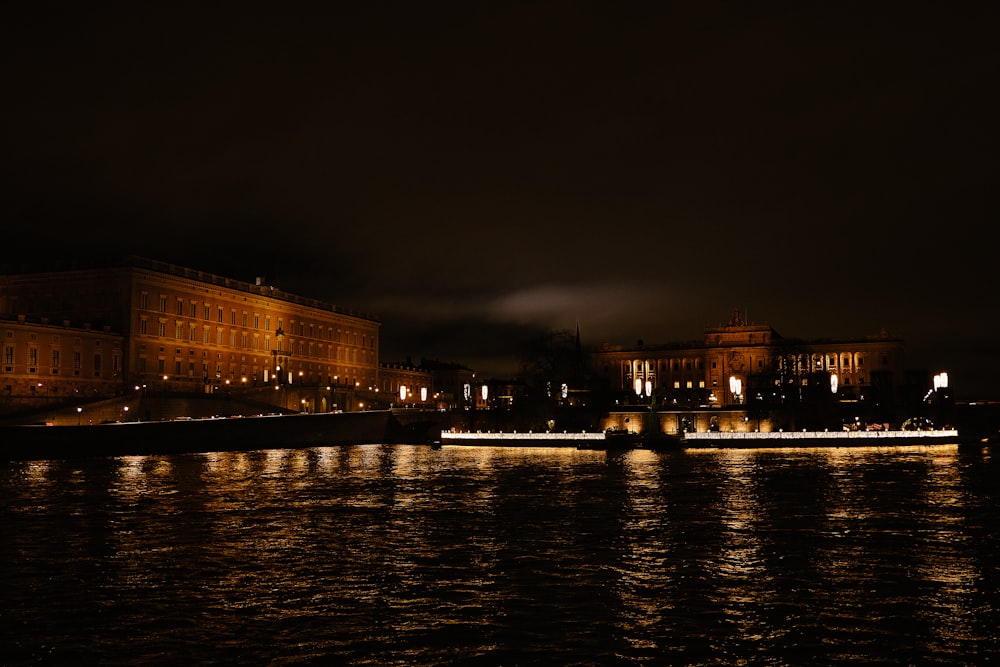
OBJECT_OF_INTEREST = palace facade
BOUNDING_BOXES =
[1,257,380,413]
[590,310,910,411]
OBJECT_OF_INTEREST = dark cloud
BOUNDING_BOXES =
[2,2,997,396]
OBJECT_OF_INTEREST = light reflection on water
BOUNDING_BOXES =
[1,444,997,665]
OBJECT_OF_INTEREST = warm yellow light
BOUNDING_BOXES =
[634,378,643,395]
[400,385,407,401]
[830,373,839,393]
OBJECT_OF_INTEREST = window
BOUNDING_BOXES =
[158,321,166,337]
[159,295,167,312]
[51,349,60,370]
[204,305,211,320]
[140,292,149,309]
[140,318,148,335]
[190,303,197,318]
[176,300,184,315]
[253,314,259,329]
[3,346,13,365]
[265,316,271,332]
[94,354,102,376]
[242,312,248,327]
[231,310,237,325]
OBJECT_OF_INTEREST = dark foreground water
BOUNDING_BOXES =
[2,443,997,665]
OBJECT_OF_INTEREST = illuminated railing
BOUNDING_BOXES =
[684,429,959,441]
[441,431,607,442]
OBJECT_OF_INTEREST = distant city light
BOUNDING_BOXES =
[830,373,839,393]
[934,372,949,389]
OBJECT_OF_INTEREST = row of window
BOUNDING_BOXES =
[133,356,371,387]
[2,346,119,376]
[136,320,374,364]
[140,293,376,348]
[624,353,878,375]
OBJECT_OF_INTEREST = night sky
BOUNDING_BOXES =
[2,3,997,398]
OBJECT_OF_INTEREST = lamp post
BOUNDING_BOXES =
[77,406,82,426]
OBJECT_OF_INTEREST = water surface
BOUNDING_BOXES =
[2,443,996,665]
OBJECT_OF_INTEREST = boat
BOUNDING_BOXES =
[0,410,395,460]
[682,428,960,448]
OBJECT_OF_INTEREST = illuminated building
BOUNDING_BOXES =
[379,360,433,409]
[0,315,123,416]
[591,310,908,415]
[0,257,380,413]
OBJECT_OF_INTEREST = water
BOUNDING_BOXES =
[2,443,997,665]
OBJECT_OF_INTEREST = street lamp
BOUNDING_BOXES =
[77,406,82,426]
